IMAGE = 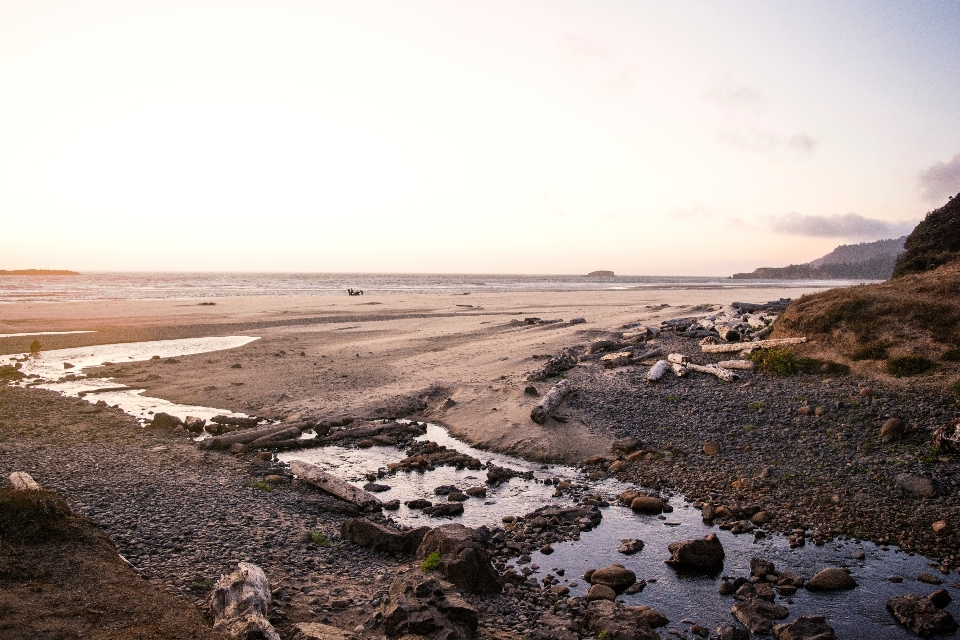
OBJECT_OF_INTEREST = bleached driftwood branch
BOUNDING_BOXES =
[290,460,382,510]
[687,363,738,381]
[531,379,572,424]
[718,359,756,371]
[646,360,670,382]
[9,472,40,490]
[701,337,807,353]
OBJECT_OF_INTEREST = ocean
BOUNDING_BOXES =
[0,272,870,303]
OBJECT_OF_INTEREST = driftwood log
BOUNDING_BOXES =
[9,471,40,490]
[599,352,632,368]
[646,360,670,382]
[530,380,572,424]
[718,359,757,371]
[290,460,382,510]
[200,421,319,450]
[667,353,688,364]
[687,363,738,381]
[701,337,807,354]
[633,347,663,361]
[210,562,280,640]
[671,363,688,377]
[320,421,403,442]
[248,426,304,447]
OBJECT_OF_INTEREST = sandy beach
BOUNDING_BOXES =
[0,286,831,463]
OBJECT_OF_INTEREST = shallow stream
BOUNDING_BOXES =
[9,337,959,638]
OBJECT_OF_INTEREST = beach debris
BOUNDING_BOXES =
[933,417,960,453]
[528,349,577,381]
[646,360,670,382]
[9,471,40,491]
[211,414,261,427]
[290,460,382,510]
[718,359,756,371]
[201,420,316,450]
[530,379,572,424]
[600,351,632,368]
[701,337,808,354]
[686,363,739,381]
[209,562,280,640]
[346,288,363,296]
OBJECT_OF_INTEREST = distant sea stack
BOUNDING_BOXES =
[586,270,615,277]
[732,237,906,280]
[0,269,80,276]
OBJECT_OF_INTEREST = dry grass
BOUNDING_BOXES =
[771,260,960,387]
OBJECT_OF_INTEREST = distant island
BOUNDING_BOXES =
[586,270,615,277]
[732,237,906,280]
[0,269,80,276]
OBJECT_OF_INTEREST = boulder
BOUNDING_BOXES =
[731,599,789,634]
[895,473,935,498]
[340,518,429,554]
[583,600,661,640]
[486,465,533,485]
[151,412,183,429]
[665,534,725,574]
[750,557,776,578]
[414,524,501,594]
[586,584,617,602]
[184,416,206,433]
[617,539,644,555]
[887,593,959,637]
[717,626,750,640]
[589,564,637,593]
[611,437,642,455]
[209,562,280,640]
[773,615,836,640]
[880,418,905,443]
[805,568,857,591]
[630,496,665,514]
[381,576,478,639]
[423,502,464,518]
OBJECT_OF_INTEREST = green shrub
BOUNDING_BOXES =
[887,355,936,377]
[750,348,815,376]
[308,530,332,547]
[420,551,441,572]
[850,342,889,361]
[245,480,274,492]
[746,401,765,412]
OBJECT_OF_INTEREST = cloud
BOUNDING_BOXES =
[558,34,634,93]
[717,128,817,155]
[917,153,960,202]
[704,76,765,110]
[671,203,713,220]
[766,212,916,240]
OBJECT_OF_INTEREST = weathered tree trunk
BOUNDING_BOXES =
[530,380,572,424]
[701,337,807,353]
[9,471,40,490]
[718,359,757,371]
[290,460,382,510]
[248,426,303,447]
[647,360,670,382]
[209,562,280,640]
[599,352,632,368]
[671,363,688,377]
[201,421,317,450]
[667,353,688,364]
[687,363,738,381]
[320,421,401,442]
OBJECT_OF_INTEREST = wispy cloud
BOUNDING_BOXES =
[671,203,713,220]
[766,212,915,240]
[717,128,817,155]
[704,76,764,110]
[917,153,960,202]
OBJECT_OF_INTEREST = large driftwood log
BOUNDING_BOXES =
[9,471,40,490]
[701,337,807,353]
[210,562,280,640]
[646,360,670,382]
[687,363,738,381]
[201,421,318,450]
[530,380,572,424]
[290,460,382,510]
[248,426,303,447]
[718,359,756,371]
[320,421,403,443]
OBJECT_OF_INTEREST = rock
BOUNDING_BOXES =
[731,599,789,634]
[405,499,433,510]
[611,437,642,455]
[805,568,857,591]
[933,417,960,453]
[750,511,770,525]
[619,489,641,505]
[750,557,776,578]
[340,518,429,554]
[665,534,725,574]
[382,499,400,510]
[465,486,486,498]
[363,482,391,492]
[773,615,837,640]
[486,465,533,485]
[414,524,501,594]
[229,443,248,454]
[9,471,40,491]
[895,473,935,498]
[589,564,637,593]
[265,475,285,484]
[184,416,206,433]
[447,491,468,502]
[209,562,281,640]
[617,539,644,555]
[294,622,354,640]
[422,502,464,518]
[381,576,478,639]
[434,485,457,495]
[918,572,943,585]
[880,418,906,443]
[932,520,952,536]
[929,589,952,609]
[586,584,617,601]
[256,452,272,461]
[717,626,750,640]
[630,496,665,514]
[524,385,539,396]
[584,600,660,640]
[798,405,813,416]
[150,412,183,429]
[887,594,959,637]
[703,441,720,456]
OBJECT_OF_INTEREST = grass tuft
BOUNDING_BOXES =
[245,480,274,493]
[886,355,936,377]
[420,551,441,572]
[308,530,332,547]
[850,342,889,361]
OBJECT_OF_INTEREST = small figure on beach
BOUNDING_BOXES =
[347,288,364,296]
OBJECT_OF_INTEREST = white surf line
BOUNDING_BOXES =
[0,330,95,338]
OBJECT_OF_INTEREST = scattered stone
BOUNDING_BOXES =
[773,615,837,640]
[703,441,720,456]
[588,564,637,593]
[611,437,642,455]
[918,572,943,585]
[405,499,432,510]
[887,594,959,637]
[665,534,725,574]
[895,473,935,498]
[731,599,789,634]
[805,568,857,591]
[932,520,952,536]
[929,589,952,609]
[150,412,183,429]
[617,538,645,555]
[422,502,464,518]
[880,418,906,443]
[631,495,666,514]
[584,600,660,640]
[586,584,616,601]
[717,626,750,640]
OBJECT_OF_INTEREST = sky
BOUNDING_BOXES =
[1,0,959,275]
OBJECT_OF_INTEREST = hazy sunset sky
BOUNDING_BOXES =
[2,1,959,275]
